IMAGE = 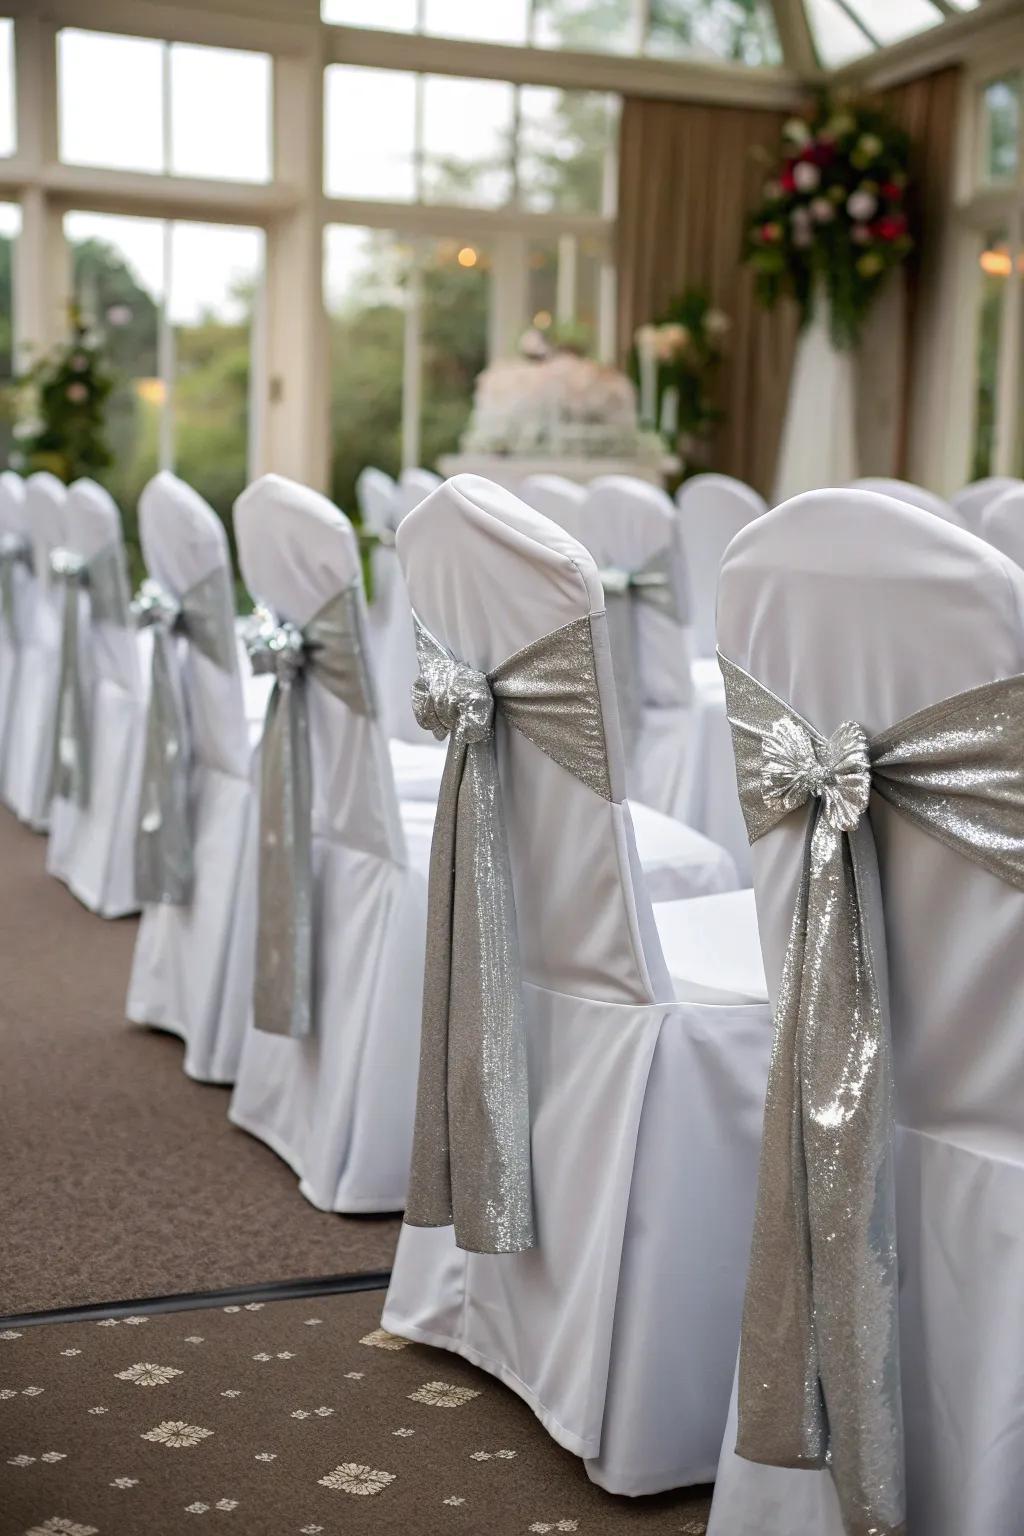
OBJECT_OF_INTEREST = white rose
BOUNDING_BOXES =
[810,197,835,223]
[847,189,878,222]
[705,309,731,337]
[793,161,820,193]
[783,118,811,147]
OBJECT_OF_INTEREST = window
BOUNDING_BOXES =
[646,0,781,66]
[0,202,19,468]
[58,31,271,183]
[982,77,1022,186]
[65,212,263,571]
[326,66,617,215]
[0,20,15,159]
[420,236,492,467]
[971,231,1009,480]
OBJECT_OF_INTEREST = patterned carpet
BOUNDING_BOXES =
[0,810,400,1316]
[0,1288,711,1536]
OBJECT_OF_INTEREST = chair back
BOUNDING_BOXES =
[234,473,403,863]
[0,471,33,641]
[676,473,766,658]
[24,472,68,639]
[64,479,139,696]
[980,484,1024,567]
[517,474,586,538]
[851,476,963,526]
[397,467,442,518]
[356,466,398,537]
[718,486,1024,1137]
[139,471,249,779]
[397,473,671,1004]
[953,475,1023,530]
[579,474,693,706]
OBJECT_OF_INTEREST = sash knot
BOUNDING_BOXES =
[761,716,871,833]
[50,547,86,583]
[246,609,307,689]
[412,654,494,744]
[132,578,182,633]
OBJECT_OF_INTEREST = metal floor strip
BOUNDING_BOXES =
[1,1269,392,1329]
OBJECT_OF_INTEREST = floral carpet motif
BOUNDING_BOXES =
[0,1288,712,1536]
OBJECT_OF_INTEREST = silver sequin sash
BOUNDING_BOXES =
[0,532,33,647]
[406,613,613,1256]
[720,651,1024,1536]
[247,584,377,1040]
[49,542,131,808]
[133,570,239,906]
[598,546,684,750]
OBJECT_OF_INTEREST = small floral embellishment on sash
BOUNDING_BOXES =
[360,1329,408,1351]
[408,1381,481,1408]
[319,1463,396,1496]
[116,1363,183,1387]
[24,1520,98,1536]
[141,1420,213,1448]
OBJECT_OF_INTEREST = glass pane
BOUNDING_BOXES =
[527,240,558,339]
[321,0,417,27]
[424,0,531,43]
[0,203,19,468]
[421,77,514,207]
[325,65,417,201]
[518,88,617,215]
[0,20,15,158]
[843,0,942,46]
[647,0,782,65]
[532,0,636,54]
[325,225,406,514]
[804,0,873,67]
[421,237,492,467]
[65,212,165,570]
[58,30,165,174]
[982,77,1021,185]
[971,230,1009,481]
[169,45,271,183]
[169,223,263,551]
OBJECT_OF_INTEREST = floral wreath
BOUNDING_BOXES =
[745,97,914,351]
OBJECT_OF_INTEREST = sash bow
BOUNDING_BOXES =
[405,613,613,1255]
[721,651,1024,1536]
[246,586,376,1039]
[133,571,238,905]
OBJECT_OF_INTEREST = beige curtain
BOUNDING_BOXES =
[617,72,962,495]
[858,67,962,480]
[616,96,800,497]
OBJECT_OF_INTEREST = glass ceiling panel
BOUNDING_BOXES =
[844,0,944,47]
[647,0,782,66]
[803,0,873,67]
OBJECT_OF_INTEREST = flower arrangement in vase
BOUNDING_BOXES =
[632,290,730,466]
[9,305,114,482]
[745,98,913,350]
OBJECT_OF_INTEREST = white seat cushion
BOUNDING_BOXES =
[656,888,767,1005]
[390,737,446,801]
[629,799,737,903]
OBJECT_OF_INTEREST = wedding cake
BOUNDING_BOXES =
[461,350,662,464]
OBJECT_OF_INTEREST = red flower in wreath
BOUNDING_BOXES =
[874,215,908,242]
[880,181,904,201]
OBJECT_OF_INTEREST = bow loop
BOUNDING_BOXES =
[245,608,307,689]
[761,716,871,833]
[50,547,86,583]
[412,653,494,744]
[132,578,182,633]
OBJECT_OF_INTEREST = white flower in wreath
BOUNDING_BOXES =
[141,1420,214,1448]
[408,1381,481,1408]
[810,197,836,224]
[793,161,820,193]
[319,1462,396,1496]
[705,309,731,339]
[847,188,878,222]
[116,1363,183,1387]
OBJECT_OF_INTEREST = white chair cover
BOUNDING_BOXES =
[46,479,145,916]
[0,471,32,780]
[383,473,772,1494]
[851,476,963,525]
[953,474,1023,530]
[2,473,67,828]
[227,474,430,1211]
[675,474,766,660]
[126,472,256,1083]
[397,466,442,515]
[981,484,1024,566]
[518,473,587,532]
[358,466,430,748]
[578,475,748,878]
[707,488,1024,1536]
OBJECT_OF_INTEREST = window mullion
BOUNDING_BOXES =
[158,218,175,474]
